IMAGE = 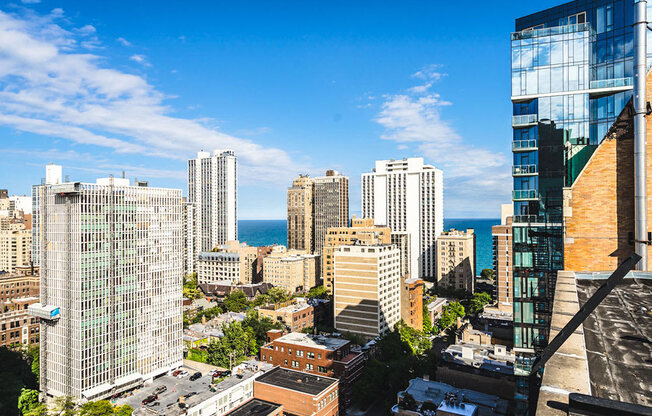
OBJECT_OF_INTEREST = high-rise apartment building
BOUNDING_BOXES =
[362,158,443,279]
[188,150,237,254]
[333,244,401,340]
[510,0,652,396]
[435,229,476,293]
[0,221,31,273]
[182,201,196,276]
[492,204,513,312]
[322,217,391,294]
[30,173,183,400]
[287,171,349,257]
[287,175,314,252]
[313,171,349,256]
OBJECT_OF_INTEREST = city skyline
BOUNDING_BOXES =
[1,1,565,220]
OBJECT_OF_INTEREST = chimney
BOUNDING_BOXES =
[202,315,207,325]
[456,316,462,329]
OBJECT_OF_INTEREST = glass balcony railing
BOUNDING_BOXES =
[513,190,538,200]
[512,139,537,151]
[513,165,538,176]
[511,22,592,41]
[512,114,538,126]
[589,77,633,90]
[513,215,544,223]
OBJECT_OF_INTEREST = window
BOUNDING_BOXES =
[292,360,299,368]
[318,366,327,373]
[296,350,304,357]
[306,363,314,370]
[307,351,315,359]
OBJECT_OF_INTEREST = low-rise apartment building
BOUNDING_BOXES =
[258,300,314,332]
[260,330,365,412]
[263,246,319,293]
[254,366,339,416]
[1,272,40,347]
[436,229,476,293]
[197,241,262,285]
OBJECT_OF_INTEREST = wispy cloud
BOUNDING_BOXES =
[21,0,41,4]
[116,37,131,46]
[374,64,510,217]
[129,53,149,66]
[0,8,305,186]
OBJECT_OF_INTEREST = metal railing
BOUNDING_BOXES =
[511,22,592,41]
[513,190,538,200]
[512,114,538,126]
[513,165,538,176]
[513,139,537,151]
[590,77,633,90]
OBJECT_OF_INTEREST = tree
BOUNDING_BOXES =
[54,396,76,416]
[265,287,289,304]
[0,346,38,416]
[114,405,133,416]
[183,273,202,300]
[241,310,282,351]
[396,321,431,355]
[398,392,417,410]
[222,290,250,312]
[79,400,115,416]
[206,321,256,368]
[306,285,329,300]
[480,268,495,281]
[469,292,493,314]
[436,302,465,332]
[422,305,433,334]
[17,388,39,416]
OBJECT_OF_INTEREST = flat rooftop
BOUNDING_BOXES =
[576,277,651,406]
[224,398,281,416]
[271,332,349,351]
[254,367,337,396]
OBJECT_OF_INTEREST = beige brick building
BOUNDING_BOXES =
[436,229,476,292]
[492,205,513,312]
[287,175,314,252]
[0,222,32,274]
[313,171,349,256]
[197,241,261,285]
[322,217,391,294]
[258,299,314,332]
[333,244,401,340]
[263,246,319,293]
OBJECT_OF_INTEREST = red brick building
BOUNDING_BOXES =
[401,277,423,330]
[254,366,339,416]
[260,330,364,411]
[0,272,40,347]
[258,300,314,332]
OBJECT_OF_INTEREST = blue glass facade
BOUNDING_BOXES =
[510,0,651,394]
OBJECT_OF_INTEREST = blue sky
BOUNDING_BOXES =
[0,0,564,219]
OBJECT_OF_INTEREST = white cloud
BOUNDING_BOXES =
[116,37,131,46]
[0,8,305,186]
[374,65,511,217]
[129,53,148,65]
[21,0,41,3]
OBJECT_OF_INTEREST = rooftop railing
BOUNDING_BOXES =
[589,77,633,90]
[511,22,592,41]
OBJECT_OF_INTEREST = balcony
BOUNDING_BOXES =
[513,165,538,176]
[590,77,633,90]
[511,22,592,41]
[512,139,537,152]
[513,190,538,201]
[512,114,538,127]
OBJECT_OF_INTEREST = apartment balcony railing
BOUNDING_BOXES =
[513,215,544,223]
[512,139,537,152]
[511,22,592,41]
[512,114,538,127]
[513,190,538,201]
[513,164,538,176]
[590,77,633,90]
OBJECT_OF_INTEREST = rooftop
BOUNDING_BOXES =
[260,302,312,314]
[270,332,349,351]
[399,378,509,416]
[224,398,281,416]
[254,366,338,396]
[198,252,240,262]
[442,342,515,376]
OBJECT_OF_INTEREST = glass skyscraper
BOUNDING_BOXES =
[511,0,652,400]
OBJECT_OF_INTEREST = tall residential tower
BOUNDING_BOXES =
[362,158,443,279]
[188,150,237,254]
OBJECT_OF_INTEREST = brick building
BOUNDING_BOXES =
[260,330,365,411]
[400,277,423,330]
[436,229,476,292]
[254,366,339,416]
[258,300,314,332]
[492,204,513,312]
[1,272,40,347]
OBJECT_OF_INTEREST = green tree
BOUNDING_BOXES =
[469,292,493,314]
[54,396,76,416]
[183,273,202,300]
[480,268,495,281]
[17,388,39,416]
[396,321,431,355]
[23,404,47,416]
[26,346,39,384]
[306,285,329,300]
[265,287,290,304]
[0,347,38,416]
[79,400,115,416]
[222,290,250,312]
[436,302,465,332]
[422,304,433,334]
[398,392,417,410]
[206,321,256,368]
[241,310,281,351]
[114,405,133,416]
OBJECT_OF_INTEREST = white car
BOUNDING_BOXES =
[177,371,189,379]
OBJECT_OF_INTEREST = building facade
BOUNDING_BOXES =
[287,175,314,252]
[188,150,237,253]
[362,158,443,280]
[0,272,40,347]
[492,204,514,312]
[197,241,260,285]
[313,170,349,256]
[400,277,423,331]
[322,217,391,294]
[182,201,195,276]
[436,229,476,292]
[30,174,183,400]
[263,247,319,293]
[333,244,401,340]
[257,300,314,332]
[0,223,31,273]
[510,1,652,386]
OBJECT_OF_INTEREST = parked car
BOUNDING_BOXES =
[171,370,182,377]
[213,370,231,378]
[177,370,189,379]
[207,369,218,377]
[142,395,158,406]
[189,372,202,381]
[154,385,167,395]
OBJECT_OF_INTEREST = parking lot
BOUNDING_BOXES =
[113,367,219,414]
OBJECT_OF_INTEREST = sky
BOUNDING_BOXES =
[0,0,565,219]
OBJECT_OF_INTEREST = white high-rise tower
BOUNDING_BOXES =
[361,157,443,279]
[30,172,183,400]
[188,150,238,254]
